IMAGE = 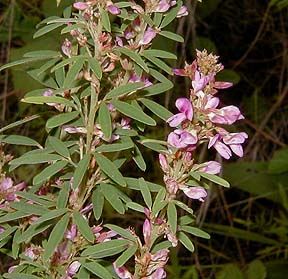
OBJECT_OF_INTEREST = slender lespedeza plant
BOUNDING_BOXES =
[0,0,247,278]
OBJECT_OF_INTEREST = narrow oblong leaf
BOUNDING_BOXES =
[48,136,70,158]
[73,211,95,243]
[104,224,136,241]
[142,53,172,75]
[115,245,138,268]
[81,261,112,279]
[9,153,63,166]
[81,239,129,257]
[112,100,156,126]
[132,145,146,171]
[159,31,184,43]
[99,102,112,140]
[160,1,182,28]
[117,48,149,72]
[105,82,144,100]
[63,58,84,88]
[197,172,230,188]
[181,226,210,239]
[22,96,74,107]
[95,154,126,187]
[0,115,39,133]
[0,135,40,147]
[43,213,70,261]
[101,184,125,214]
[139,98,173,120]
[142,49,177,60]
[72,154,90,189]
[33,23,64,38]
[95,138,134,153]
[100,7,111,32]
[167,202,177,234]
[87,57,102,79]
[46,111,79,129]
[139,178,152,209]
[179,232,195,252]
[33,208,68,226]
[92,187,104,220]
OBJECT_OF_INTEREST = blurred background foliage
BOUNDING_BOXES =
[0,0,288,278]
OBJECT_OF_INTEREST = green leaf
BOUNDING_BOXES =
[87,57,102,79]
[81,239,129,257]
[174,200,194,215]
[0,227,17,242]
[269,148,288,174]
[100,7,111,32]
[105,82,145,99]
[95,139,134,153]
[159,31,184,42]
[22,96,74,107]
[16,192,53,206]
[246,260,267,279]
[101,184,125,214]
[72,154,90,189]
[10,153,62,166]
[57,182,70,209]
[3,274,39,279]
[43,213,70,261]
[33,160,68,185]
[112,100,156,126]
[117,48,149,72]
[33,208,68,226]
[160,1,182,28]
[152,188,167,215]
[142,49,177,60]
[0,211,32,224]
[98,102,112,140]
[139,178,152,209]
[139,98,173,120]
[73,211,95,243]
[17,222,52,244]
[217,264,244,279]
[178,232,194,252]
[126,202,145,213]
[132,145,146,171]
[167,202,177,234]
[115,245,138,267]
[46,111,79,129]
[23,50,60,59]
[181,226,210,239]
[0,115,39,134]
[48,136,70,158]
[142,81,174,96]
[142,53,172,75]
[10,202,49,216]
[95,154,126,187]
[0,57,51,72]
[92,187,104,221]
[33,23,64,38]
[126,177,162,192]
[81,261,112,279]
[63,58,84,88]
[51,56,85,72]
[105,224,136,241]
[0,135,41,147]
[197,172,230,188]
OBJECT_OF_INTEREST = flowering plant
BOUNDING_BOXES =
[0,0,247,278]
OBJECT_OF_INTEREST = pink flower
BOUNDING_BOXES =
[192,71,211,93]
[164,177,179,195]
[0,226,5,234]
[61,39,72,57]
[66,261,81,277]
[155,0,177,12]
[223,132,248,157]
[129,73,152,88]
[167,129,197,149]
[65,224,77,241]
[139,27,157,45]
[198,161,221,174]
[181,186,207,202]
[0,177,26,203]
[107,3,121,15]
[214,81,233,89]
[73,2,88,10]
[176,6,188,18]
[159,154,169,172]
[113,263,133,279]
[143,219,152,244]
[167,98,193,127]
[149,268,167,279]
[208,105,244,125]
